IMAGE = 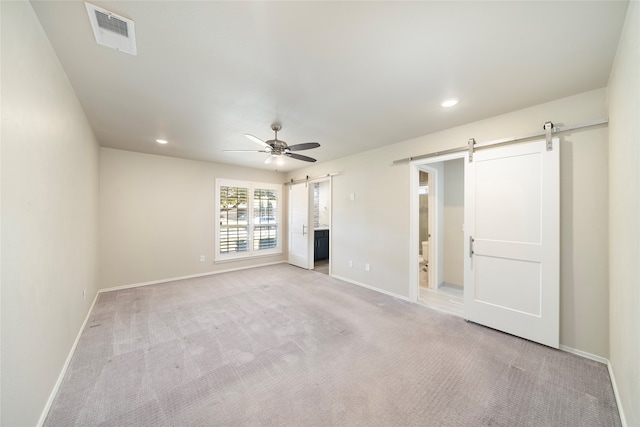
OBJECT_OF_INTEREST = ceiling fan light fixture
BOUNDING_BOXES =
[441,98,459,108]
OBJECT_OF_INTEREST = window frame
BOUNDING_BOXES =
[215,179,282,262]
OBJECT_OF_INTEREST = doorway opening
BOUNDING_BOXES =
[410,154,465,317]
[312,179,331,275]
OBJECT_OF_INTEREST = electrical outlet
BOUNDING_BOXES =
[348,260,353,268]
[200,255,205,262]
[83,289,86,299]
[365,263,370,272]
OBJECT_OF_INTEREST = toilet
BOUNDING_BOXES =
[419,241,429,286]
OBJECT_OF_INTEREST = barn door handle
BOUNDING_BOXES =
[302,225,307,236]
[469,236,475,258]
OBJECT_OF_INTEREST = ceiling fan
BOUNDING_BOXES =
[225,124,320,164]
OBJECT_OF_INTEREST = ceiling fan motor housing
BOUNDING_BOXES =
[267,139,289,154]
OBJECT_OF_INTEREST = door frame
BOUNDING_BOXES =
[409,152,466,303]
[287,176,333,274]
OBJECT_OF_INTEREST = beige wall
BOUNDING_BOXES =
[442,159,464,286]
[99,148,287,289]
[607,2,639,425]
[1,1,100,425]
[287,88,610,358]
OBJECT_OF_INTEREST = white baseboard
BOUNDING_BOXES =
[37,291,100,427]
[558,344,608,364]
[606,360,627,427]
[439,281,463,291]
[331,274,410,302]
[100,261,286,293]
[559,345,626,427]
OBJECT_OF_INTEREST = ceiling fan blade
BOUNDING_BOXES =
[287,142,320,151]
[245,134,270,148]
[285,152,316,162]
[264,155,277,164]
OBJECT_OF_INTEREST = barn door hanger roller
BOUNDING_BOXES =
[544,121,554,151]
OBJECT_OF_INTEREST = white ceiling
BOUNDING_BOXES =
[31,1,628,172]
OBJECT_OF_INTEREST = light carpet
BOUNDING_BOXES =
[45,264,620,426]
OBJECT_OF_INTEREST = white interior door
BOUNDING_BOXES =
[288,183,311,269]
[464,138,559,348]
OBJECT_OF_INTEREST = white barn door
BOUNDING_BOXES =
[288,183,311,269]
[464,138,560,348]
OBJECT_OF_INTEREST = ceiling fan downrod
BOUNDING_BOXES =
[271,123,281,140]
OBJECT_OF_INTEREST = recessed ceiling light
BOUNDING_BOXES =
[441,98,459,108]
[156,139,168,144]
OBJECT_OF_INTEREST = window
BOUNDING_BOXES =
[215,179,282,261]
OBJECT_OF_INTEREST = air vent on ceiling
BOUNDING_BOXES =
[85,2,137,56]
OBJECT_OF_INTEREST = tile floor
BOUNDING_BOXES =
[419,283,464,317]
[313,259,330,275]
